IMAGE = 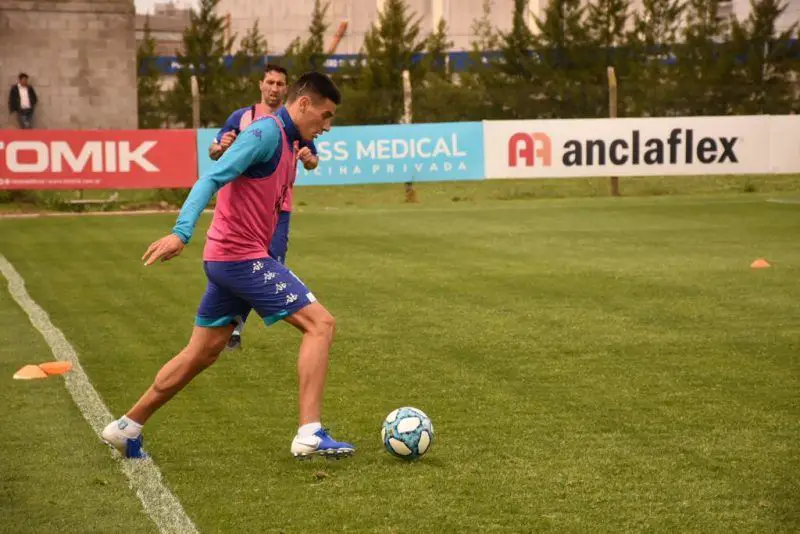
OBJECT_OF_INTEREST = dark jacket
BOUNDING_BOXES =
[8,84,37,113]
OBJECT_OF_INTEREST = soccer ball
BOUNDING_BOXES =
[381,406,434,459]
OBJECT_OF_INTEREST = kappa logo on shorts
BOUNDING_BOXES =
[252,261,264,273]
[263,271,277,283]
[286,293,298,304]
[275,282,288,294]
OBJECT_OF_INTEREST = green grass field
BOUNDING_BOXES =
[1,179,799,532]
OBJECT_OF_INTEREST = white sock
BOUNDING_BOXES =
[118,415,143,438]
[233,317,245,336]
[298,422,321,437]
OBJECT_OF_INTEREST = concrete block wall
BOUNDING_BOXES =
[0,0,138,129]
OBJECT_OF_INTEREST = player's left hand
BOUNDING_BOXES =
[142,233,185,266]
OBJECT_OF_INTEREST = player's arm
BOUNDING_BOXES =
[209,111,240,160]
[142,123,280,266]
[299,140,319,170]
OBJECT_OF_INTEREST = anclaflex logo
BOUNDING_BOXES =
[509,128,740,167]
[0,140,159,173]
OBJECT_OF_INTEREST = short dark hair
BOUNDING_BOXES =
[18,73,28,80]
[286,72,341,105]
[264,63,288,78]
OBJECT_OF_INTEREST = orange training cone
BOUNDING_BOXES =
[751,258,771,269]
[13,365,48,380]
[39,361,73,375]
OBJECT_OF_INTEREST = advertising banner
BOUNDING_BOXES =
[4,115,795,190]
[484,116,773,179]
[297,121,485,186]
[0,129,198,189]
[768,115,800,174]
[196,127,218,178]
[197,121,485,186]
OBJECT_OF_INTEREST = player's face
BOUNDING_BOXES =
[260,71,288,107]
[296,95,337,141]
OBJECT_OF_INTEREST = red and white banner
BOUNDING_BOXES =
[0,130,198,189]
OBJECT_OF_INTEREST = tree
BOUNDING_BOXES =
[583,0,631,117]
[284,0,330,77]
[137,16,165,128]
[586,0,630,51]
[499,0,538,79]
[527,0,595,118]
[673,0,737,115]
[335,0,427,125]
[414,19,486,122]
[471,0,501,53]
[460,0,507,120]
[225,20,268,110]
[165,0,235,127]
[729,0,799,114]
[425,19,452,76]
[626,0,685,116]
[491,0,542,119]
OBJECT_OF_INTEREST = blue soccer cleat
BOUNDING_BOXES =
[290,428,355,460]
[124,435,147,459]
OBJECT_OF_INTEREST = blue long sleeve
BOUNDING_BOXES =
[172,121,281,244]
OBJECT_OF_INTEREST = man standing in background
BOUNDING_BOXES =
[8,73,37,129]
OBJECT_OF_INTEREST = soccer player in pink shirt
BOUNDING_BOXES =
[210,64,319,351]
[101,72,354,459]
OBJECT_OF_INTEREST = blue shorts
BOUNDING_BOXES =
[268,211,291,264]
[196,257,316,328]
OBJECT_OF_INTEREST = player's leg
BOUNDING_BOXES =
[101,264,244,457]
[125,324,233,424]
[244,258,353,458]
[282,302,356,459]
[283,302,334,427]
[101,324,234,457]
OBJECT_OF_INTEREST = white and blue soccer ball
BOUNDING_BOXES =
[381,406,434,459]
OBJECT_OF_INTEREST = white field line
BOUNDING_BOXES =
[0,254,199,534]
[766,198,800,205]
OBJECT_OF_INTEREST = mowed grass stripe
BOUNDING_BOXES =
[0,192,797,532]
[0,280,157,533]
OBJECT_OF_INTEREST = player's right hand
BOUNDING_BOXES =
[219,131,237,149]
[142,233,185,266]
